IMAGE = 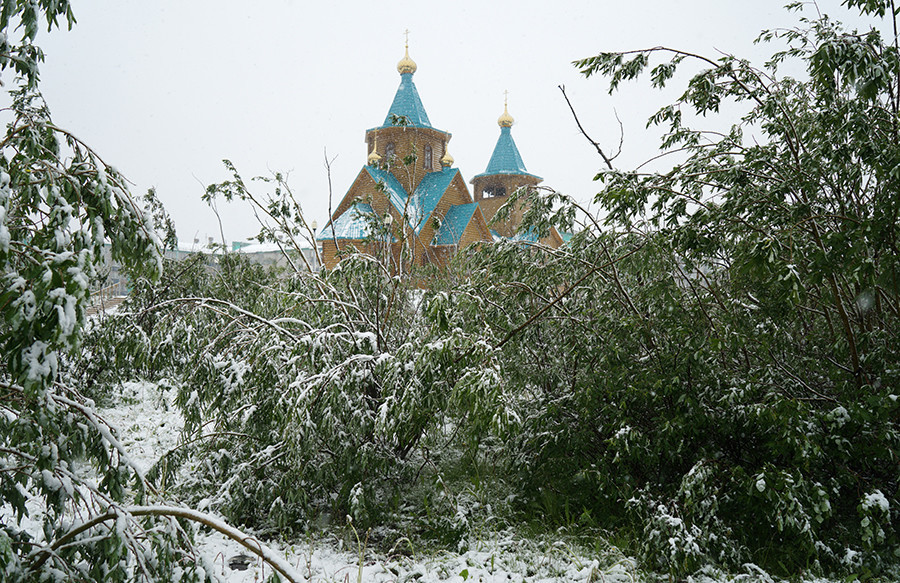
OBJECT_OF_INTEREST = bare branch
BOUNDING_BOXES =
[559,84,616,170]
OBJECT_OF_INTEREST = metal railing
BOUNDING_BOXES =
[87,280,129,314]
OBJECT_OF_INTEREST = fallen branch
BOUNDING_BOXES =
[31,505,305,583]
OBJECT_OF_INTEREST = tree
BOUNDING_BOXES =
[443,1,900,577]
[111,164,503,542]
[0,5,304,581]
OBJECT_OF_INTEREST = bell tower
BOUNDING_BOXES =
[471,95,542,237]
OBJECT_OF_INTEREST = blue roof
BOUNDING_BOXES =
[379,72,431,129]
[473,126,542,180]
[317,203,391,241]
[323,165,459,242]
[432,203,478,246]
[507,226,540,244]
[408,168,458,234]
[364,165,409,213]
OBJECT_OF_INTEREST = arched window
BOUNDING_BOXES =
[385,142,396,160]
[424,144,433,169]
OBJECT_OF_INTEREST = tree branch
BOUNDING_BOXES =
[559,84,617,170]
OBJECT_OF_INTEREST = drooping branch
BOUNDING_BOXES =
[30,505,305,583]
[494,240,646,351]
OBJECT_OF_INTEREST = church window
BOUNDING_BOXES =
[484,185,506,198]
[385,142,396,160]
[424,144,433,169]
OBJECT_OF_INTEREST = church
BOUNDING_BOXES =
[317,43,563,271]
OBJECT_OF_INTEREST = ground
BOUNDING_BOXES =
[97,381,645,583]
[1,380,847,582]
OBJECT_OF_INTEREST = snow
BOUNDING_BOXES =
[0,381,868,582]
[353,331,378,351]
[99,382,184,474]
[828,406,850,427]
[15,289,37,321]
[191,527,642,583]
[0,205,9,253]
[89,382,644,582]
[861,490,890,514]
[41,469,63,492]
[24,340,54,382]
[236,242,287,253]
[67,265,90,292]
[613,425,631,439]
[48,288,78,338]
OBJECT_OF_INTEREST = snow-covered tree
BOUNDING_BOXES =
[457,1,900,577]
[0,5,305,582]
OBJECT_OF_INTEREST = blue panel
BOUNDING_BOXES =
[364,166,410,214]
[321,166,459,243]
[407,167,458,235]
[432,203,478,246]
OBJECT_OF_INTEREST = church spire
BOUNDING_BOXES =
[380,32,432,128]
[474,94,540,180]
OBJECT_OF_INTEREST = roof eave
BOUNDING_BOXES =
[470,170,543,182]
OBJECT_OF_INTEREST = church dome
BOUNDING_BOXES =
[397,46,417,74]
[498,102,514,128]
[440,144,454,167]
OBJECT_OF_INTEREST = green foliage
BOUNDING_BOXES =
[112,171,504,548]
[0,4,215,581]
[24,3,899,581]
[463,3,900,578]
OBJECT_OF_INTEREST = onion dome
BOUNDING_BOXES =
[440,143,454,167]
[498,102,514,128]
[397,45,417,75]
[368,137,382,165]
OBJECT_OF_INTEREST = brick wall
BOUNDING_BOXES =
[472,175,541,237]
[365,126,450,192]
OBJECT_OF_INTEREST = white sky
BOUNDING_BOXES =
[29,0,880,245]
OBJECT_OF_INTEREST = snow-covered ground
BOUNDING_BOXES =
[90,382,859,583]
[99,382,643,583]
[190,527,642,583]
[0,380,850,582]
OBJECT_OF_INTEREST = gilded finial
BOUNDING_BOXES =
[397,29,417,74]
[368,136,382,165]
[440,142,454,167]
[498,90,514,127]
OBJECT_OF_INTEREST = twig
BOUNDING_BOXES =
[559,84,617,170]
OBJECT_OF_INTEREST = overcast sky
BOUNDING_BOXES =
[28,0,881,246]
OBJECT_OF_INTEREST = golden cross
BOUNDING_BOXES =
[503,89,509,107]
[404,29,410,48]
